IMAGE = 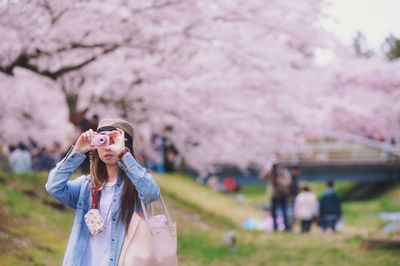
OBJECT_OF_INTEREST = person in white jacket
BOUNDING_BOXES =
[294,183,318,233]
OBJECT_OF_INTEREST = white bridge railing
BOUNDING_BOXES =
[282,133,400,164]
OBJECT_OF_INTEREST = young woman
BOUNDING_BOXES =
[46,118,160,266]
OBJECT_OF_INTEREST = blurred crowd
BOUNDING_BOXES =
[262,163,342,233]
[0,142,64,173]
[202,163,343,233]
[140,134,181,174]
[0,115,181,175]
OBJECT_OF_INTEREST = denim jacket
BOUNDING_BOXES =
[45,148,160,266]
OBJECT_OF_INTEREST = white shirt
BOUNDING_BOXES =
[9,149,32,173]
[294,191,319,220]
[82,181,116,266]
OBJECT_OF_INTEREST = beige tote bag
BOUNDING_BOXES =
[118,196,178,266]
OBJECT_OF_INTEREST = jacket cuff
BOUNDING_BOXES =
[118,153,147,180]
[55,147,86,172]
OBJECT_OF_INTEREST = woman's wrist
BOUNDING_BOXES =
[72,145,84,154]
[117,147,130,160]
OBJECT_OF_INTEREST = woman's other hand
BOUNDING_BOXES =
[108,129,126,154]
[73,129,97,154]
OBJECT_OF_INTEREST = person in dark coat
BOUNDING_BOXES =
[319,180,342,232]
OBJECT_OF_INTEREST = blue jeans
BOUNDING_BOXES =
[271,194,291,231]
[321,216,338,232]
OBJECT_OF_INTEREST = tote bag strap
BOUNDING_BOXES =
[119,212,141,261]
[140,195,172,222]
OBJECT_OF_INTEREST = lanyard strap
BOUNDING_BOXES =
[91,187,114,224]
[91,188,99,209]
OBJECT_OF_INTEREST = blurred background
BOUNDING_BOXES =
[0,0,400,265]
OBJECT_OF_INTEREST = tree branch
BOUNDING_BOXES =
[0,44,119,79]
[50,44,119,78]
[41,0,68,25]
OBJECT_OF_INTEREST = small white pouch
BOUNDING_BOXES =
[85,208,105,235]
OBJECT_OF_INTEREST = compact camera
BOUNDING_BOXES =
[90,134,110,147]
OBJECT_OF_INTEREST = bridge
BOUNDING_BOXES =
[281,134,400,182]
[212,134,400,185]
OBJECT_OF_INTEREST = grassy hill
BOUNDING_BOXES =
[0,172,399,266]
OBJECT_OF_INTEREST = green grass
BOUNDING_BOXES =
[343,193,400,230]
[155,173,263,228]
[0,172,73,265]
[1,172,399,266]
[178,233,257,264]
[157,174,400,265]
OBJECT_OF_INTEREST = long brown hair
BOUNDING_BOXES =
[90,146,137,229]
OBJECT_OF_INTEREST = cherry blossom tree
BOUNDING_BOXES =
[0,68,71,147]
[1,0,399,172]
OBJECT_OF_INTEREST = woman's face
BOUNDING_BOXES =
[97,131,119,165]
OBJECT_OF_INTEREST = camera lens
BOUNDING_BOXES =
[99,137,105,143]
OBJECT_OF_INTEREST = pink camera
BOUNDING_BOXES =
[90,134,110,147]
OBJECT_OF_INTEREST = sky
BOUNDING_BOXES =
[323,0,400,52]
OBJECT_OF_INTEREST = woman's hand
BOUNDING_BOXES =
[73,129,97,154]
[108,129,126,154]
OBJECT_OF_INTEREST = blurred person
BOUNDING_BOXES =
[294,183,318,233]
[78,115,92,133]
[6,145,16,171]
[290,167,301,200]
[164,139,178,173]
[51,142,64,164]
[8,145,16,153]
[0,144,10,171]
[268,163,292,232]
[223,176,241,193]
[207,175,225,192]
[89,114,100,131]
[34,147,54,171]
[136,136,154,170]
[46,118,160,265]
[289,166,301,227]
[9,143,32,173]
[260,162,272,180]
[152,134,165,173]
[319,180,342,232]
[28,139,41,159]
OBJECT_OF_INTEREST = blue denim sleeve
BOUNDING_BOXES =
[45,149,87,209]
[118,153,160,204]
